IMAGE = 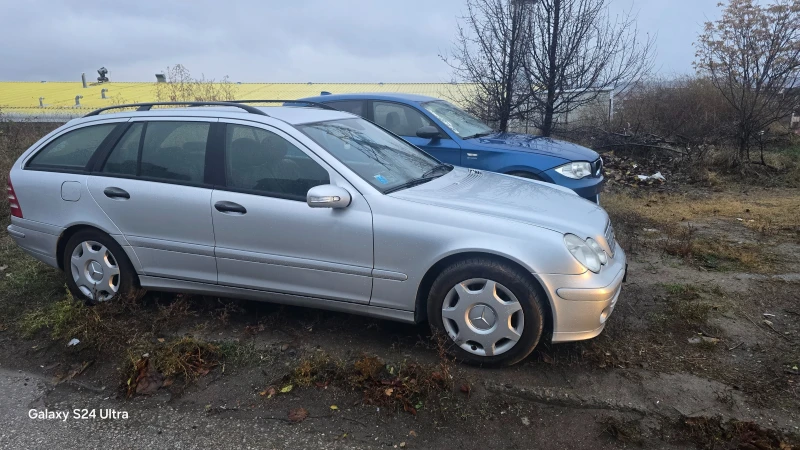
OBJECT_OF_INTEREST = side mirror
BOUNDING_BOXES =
[416,126,441,140]
[307,185,352,209]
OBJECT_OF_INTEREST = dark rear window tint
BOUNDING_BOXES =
[139,122,210,183]
[27,124,117,169]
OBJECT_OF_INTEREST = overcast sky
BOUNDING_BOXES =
[0,0,720,83]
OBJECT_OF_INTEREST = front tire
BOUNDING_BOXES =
[427,258,545,367]
[63,230,141,305]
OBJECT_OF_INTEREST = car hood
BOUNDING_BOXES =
[468,132,599,162]
[390,167,608,238]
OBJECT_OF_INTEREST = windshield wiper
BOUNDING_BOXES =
[385,164,454,194]
[420,163,453,178]
[462,131,495,140]
[384,177,437,194]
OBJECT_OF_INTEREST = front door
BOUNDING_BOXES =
[211,120,374,304]
[88,118,218,282]
[371,101,461,164]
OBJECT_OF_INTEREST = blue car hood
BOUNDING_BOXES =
[468,132,599,162]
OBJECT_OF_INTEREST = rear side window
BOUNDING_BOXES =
[27,124,117,170]
[141,122,209,183]
[100,121,210,184]
[102,123,142,176]
[328,100,365,117]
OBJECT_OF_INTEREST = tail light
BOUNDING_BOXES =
[8,176,22,218]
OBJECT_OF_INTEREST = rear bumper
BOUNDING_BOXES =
[7,218,61,268]
[535,246,627,343]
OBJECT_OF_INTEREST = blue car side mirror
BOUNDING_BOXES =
[416,126,441,140]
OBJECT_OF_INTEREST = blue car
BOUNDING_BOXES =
[298,93,604,202]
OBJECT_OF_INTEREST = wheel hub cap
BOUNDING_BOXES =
[441,278,525,357]
[468,304,497,330]
[88,261,104,281]
[70,240,120,302]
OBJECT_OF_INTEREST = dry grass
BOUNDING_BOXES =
[276,352,456,416]
[680,416,798,450]
[603,189,800,234]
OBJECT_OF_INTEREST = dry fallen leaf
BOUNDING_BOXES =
[280,384,294,393]
[288,407,309,423]
[260,386,277,398]
[384,388,394,396]
[460,383,471,394]
[330,405,338,410]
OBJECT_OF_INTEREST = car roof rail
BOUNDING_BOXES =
[232,99,336,110]
[83,101,270,117]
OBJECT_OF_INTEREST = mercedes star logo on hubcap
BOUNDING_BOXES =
[469,304,497,330]
[89,261,103,278]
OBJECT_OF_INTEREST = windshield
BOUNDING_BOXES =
[298,118,445,192]
[421,100,494,139]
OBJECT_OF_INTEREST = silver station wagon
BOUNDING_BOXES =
[7,101,626,366]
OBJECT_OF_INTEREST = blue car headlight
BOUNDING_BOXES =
[555,161,592,179]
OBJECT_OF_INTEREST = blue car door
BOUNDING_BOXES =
[370,101,461,164]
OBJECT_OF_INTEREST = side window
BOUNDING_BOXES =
[140,122,210,183]
[372,102,434,136]
[102,122,143,176]
[225,124,329,200]
[27,124,117,169]
[328,100,365,117]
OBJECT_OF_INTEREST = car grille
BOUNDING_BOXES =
[605,221,617,256]
[592,158,604,177]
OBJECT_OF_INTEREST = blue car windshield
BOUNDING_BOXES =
[298,118,443,192]
[421,100,494,139]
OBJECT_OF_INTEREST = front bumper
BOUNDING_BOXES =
[541,168,604,203]
[535,246,627,343]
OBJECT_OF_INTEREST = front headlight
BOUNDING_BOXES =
[554,161,592,179]
[585,238,608,265]
[564,234,604,273]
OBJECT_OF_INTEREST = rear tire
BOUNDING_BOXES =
[62,230,141,305]
[427,258,545,367]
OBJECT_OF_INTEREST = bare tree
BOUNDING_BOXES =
[695,0,800,164]
[155,64,238,103]
[524,0,654,136]
[441,0,536,131]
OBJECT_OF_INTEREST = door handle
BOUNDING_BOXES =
[103,187,130,199]
[214,201,247,214]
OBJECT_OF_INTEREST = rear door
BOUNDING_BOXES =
[210,120,374,304]
[370,101,461,164]
[87,118,218,282]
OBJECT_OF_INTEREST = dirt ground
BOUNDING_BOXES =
[0,148,798,448]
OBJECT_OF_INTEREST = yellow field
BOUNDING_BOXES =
[0,81,469,115]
